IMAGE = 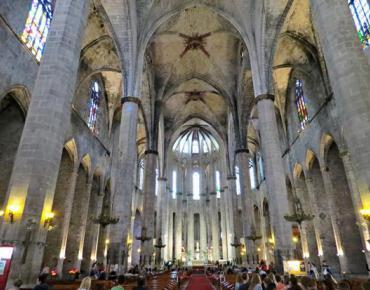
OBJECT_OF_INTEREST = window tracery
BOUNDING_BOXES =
[349,0,370,49]
[295,79,309,131]
[21,0,53,61]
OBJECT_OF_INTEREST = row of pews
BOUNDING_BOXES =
[208,273,236,290]
[37,271,188,290]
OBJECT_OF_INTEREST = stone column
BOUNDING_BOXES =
[109,98,139,273]
[175,192,183,261]
[74,181,93,269]
[88,193,104,269]
[155,177,166,265]
[340,151,370,263]
[256,94,292,272]
[310,0,370,207]
[161,188,170,262]
[209,192,220,261]
[200,211,207,262]
[0,1,89,285]
[141,151,158,266]
[187,209,194,262]
[227,176,239,263]
[56,162,79,276]
[305,176,338,271]
[220,188,228,261]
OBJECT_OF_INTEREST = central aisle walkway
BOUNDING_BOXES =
[186,274,214,290]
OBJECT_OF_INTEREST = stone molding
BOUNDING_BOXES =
[235,148,249,154]
[144,149,158,155]
[121,96,141,105]
[255,94,275,104]
[227,175,237,180]
[157,177,167,181]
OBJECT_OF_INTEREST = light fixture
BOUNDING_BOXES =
[44,212,55,230]
[0,210,4,217]
[292,236,299,243]
[360,209,370,220]
[8,204,20,223]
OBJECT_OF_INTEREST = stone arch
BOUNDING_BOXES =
[0,85,31,115]
[43,148,76,269]
[0,91,27,206]
[319,133,334,165]
[325,141,367,274]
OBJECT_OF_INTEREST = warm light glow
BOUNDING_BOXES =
[257,247,261,252]
[303,252,310,258]
[0,210,4,217]
[337,249,344,256]
[138,248,141,253]
[292,237,299,243]
[105,239,110,244]
[59,254,65,259]
[8,204,20,213]
[360,208,370,218]
[45,212,55,219]
[268,237,275,244]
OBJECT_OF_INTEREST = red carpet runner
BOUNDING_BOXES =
[186,274,213,290]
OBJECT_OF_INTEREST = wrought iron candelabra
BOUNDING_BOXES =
[93,213,119,228]
[230,236,242,248]
[135,227,152,243]
[154,237,166,249]
[284,197,314,228]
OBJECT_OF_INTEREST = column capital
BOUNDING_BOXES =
[255,94,275,104]
[227,175,237,180]
[145,149,158,155]
[121,96,141,105]
[235,148,250,155]
[209,191,217,196]
[158,177,167,181]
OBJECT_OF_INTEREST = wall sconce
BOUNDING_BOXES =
[360,209,370,221]
[0,210,4,217]
[292,236,299,243]
[44,212,55,230]
[8,204,20,223]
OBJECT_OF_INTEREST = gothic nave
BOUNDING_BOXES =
[0,0,370,288]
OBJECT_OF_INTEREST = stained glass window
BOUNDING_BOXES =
[172,170,177,199]
[257,153,265,181]
[295,79,309,131]
[21,0,53,61]
[235,166,241,195]
[87,81,102,134]
[215,170,221,199]
[193,172,200,200]
[155,169,159,196]
[138,159,144,190]
[349,0,370,49]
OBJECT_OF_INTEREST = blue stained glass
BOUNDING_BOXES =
[21,0,53,61]
[87,81,102,134]
[295,79,309,131]
[349,0,370,49]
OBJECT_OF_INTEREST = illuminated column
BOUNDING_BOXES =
[109,98,139,272]
[74,181,93,269]
[227,176,238,262]
[187,209,194,262]
[175,193,183,261]
[56,162,79,276]
[0,0,89,285]
[340,150,370,263]
[220,187,228,261]
[256,94,293,272]
[141,151,157,266]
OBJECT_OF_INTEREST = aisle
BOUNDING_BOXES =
[186,274,214,290]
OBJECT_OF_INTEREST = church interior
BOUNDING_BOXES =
[0,0,370,289]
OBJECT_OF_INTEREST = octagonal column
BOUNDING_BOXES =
[0,0,89,285]
[310,0,370,208]
[256,94,293,272]
[108,98,139,272]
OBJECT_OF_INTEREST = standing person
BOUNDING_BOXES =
[321,260,332,278]
[300,277,317,290]
[133,276,148,290]
[248,273,263,290]
[111,275,125,290]
[240,273,250,290]
[263,277,276,290]
[33,274,50,290]
[287,276,303,290]
[8,279,23,290]
[78,277,92,290]
[235,273,244,290]
[275,275,285,290]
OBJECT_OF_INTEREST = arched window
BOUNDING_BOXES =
[193,172,200,200]
[235,166,241,195]
[257,153,265,182]
[21,0,53,61]
[172,170,177,199]
[348,0,370,49]
[155,168,159,196]
[138,159,144,190]
[87,81,102,134]
[295,79,309,131]
[215,170,221,199]
[249,158,256,189]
